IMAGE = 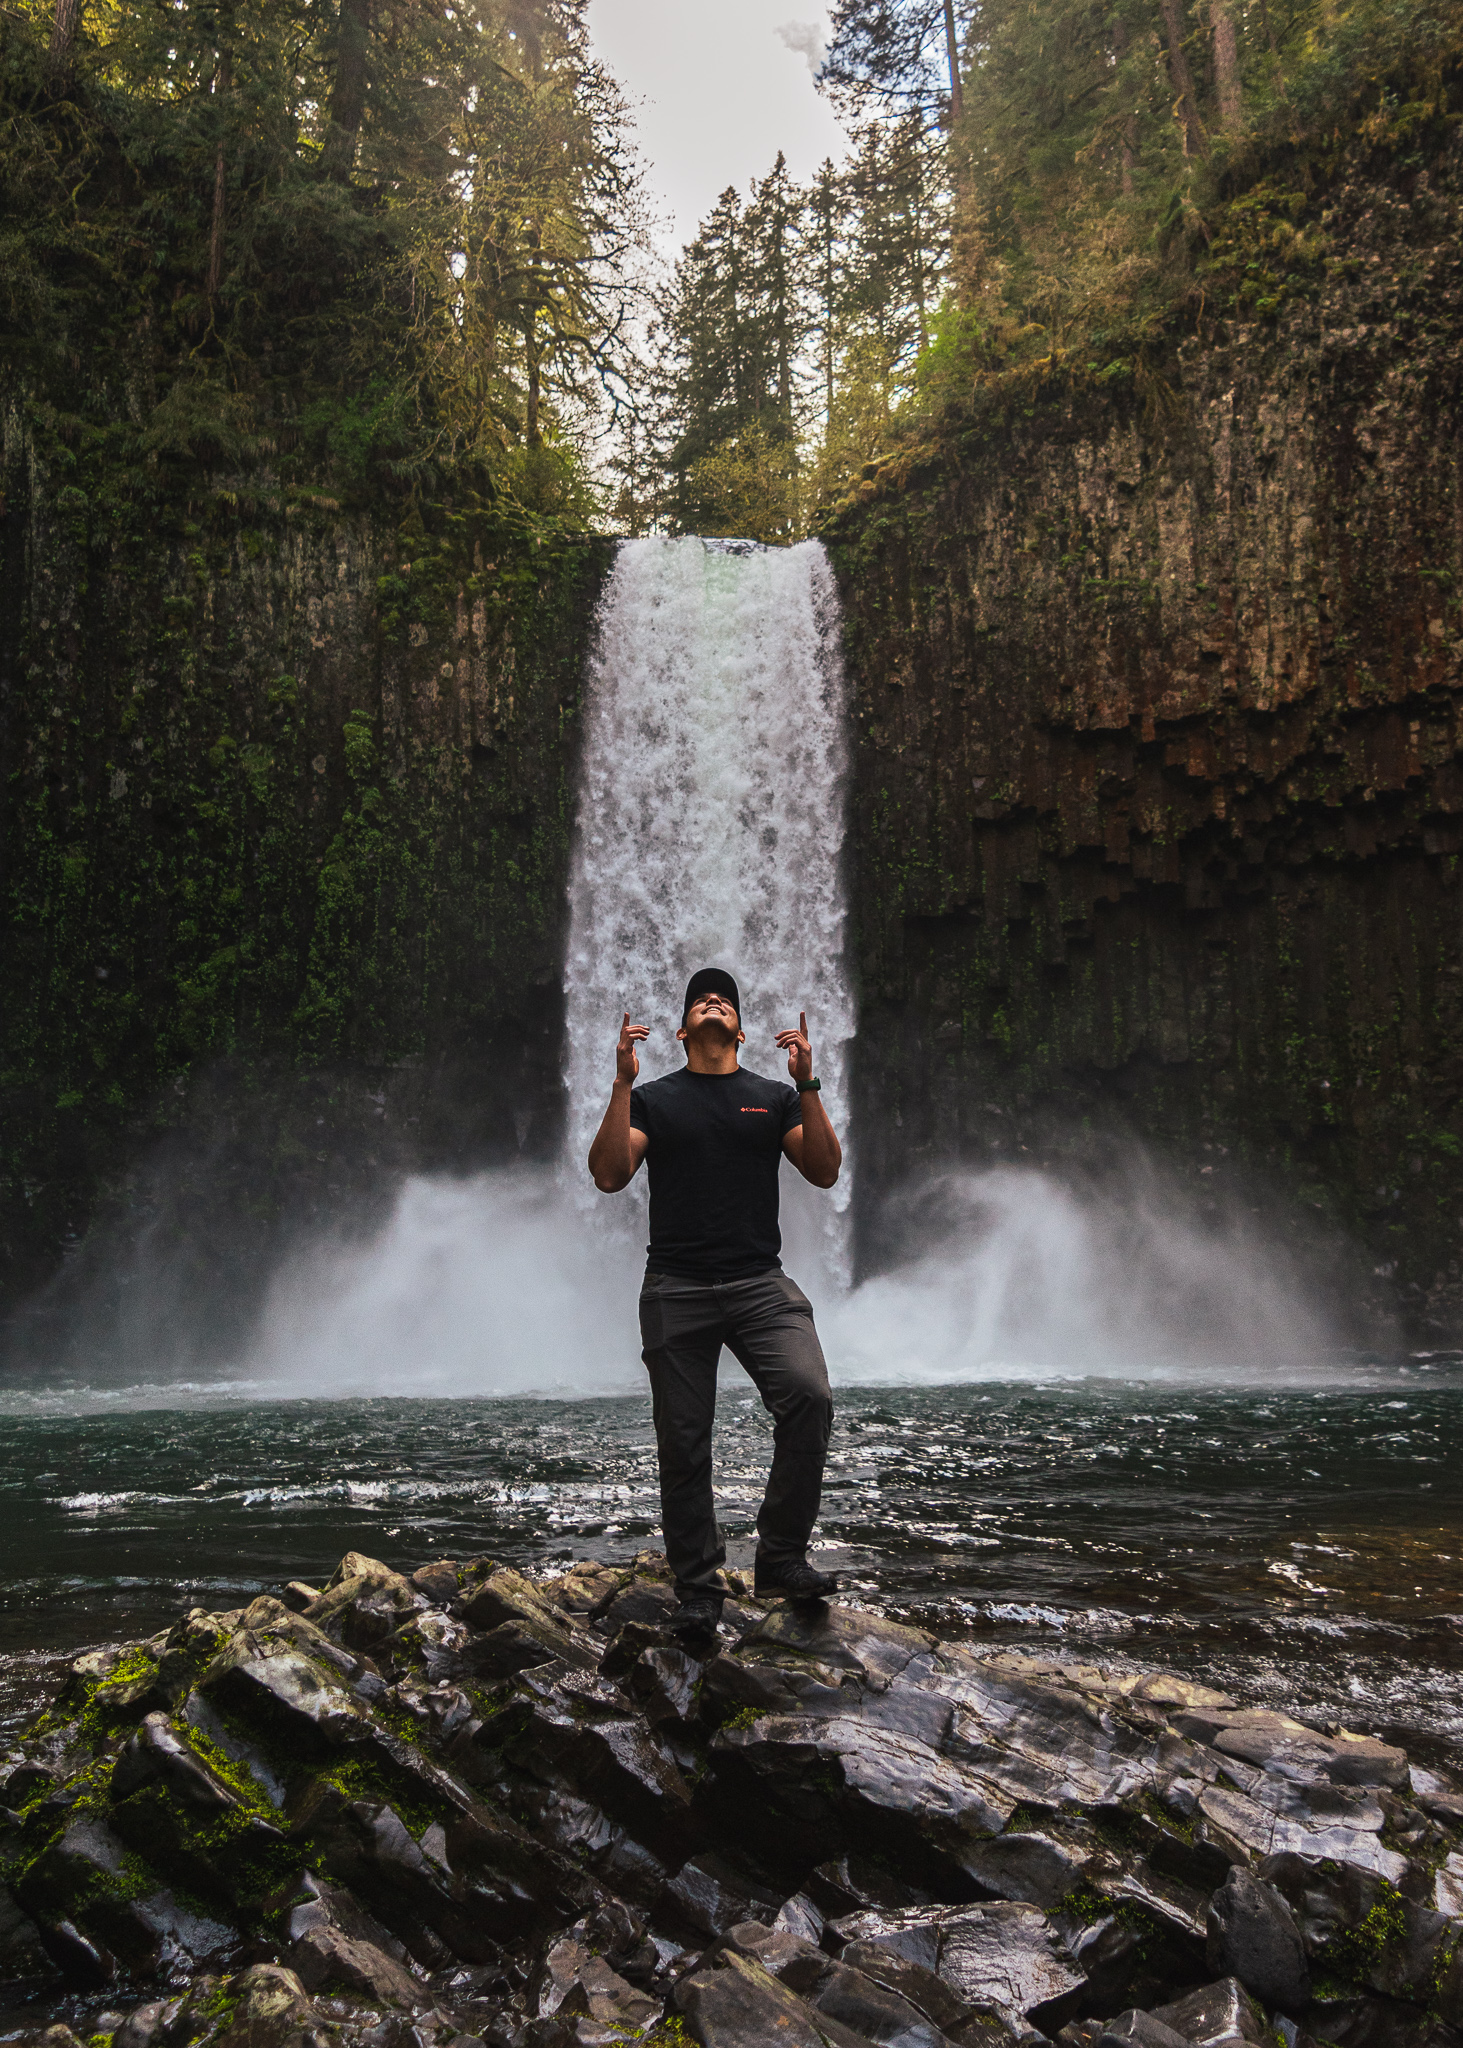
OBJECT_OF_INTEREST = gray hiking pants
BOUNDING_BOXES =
[637,1267,834,1598]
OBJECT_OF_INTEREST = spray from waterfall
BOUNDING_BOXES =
[79,534,1338,1404]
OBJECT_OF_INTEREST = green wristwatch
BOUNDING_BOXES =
[796,1077,822,1093]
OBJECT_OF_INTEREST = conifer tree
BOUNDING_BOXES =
[841,114,943,361]
[822,0,966,121]
[745,152,802,433]
[654,155,807,538]
[320,0,371,181]
[802,159,848,423]
[2,0,645,506]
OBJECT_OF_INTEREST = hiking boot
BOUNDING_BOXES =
[753,1556,839,1601]
[668,1594,724,1645]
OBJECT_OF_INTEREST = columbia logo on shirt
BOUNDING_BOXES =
[740,1106,769,1114]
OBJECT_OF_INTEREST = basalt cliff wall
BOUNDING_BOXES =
[0,407,613,1357]
[8,136,1463,1352]
[825,140,1463,1332]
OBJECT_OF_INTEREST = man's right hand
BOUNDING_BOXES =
[617,1011,649,1086]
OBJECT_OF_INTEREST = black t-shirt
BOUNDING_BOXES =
[629,1066,804,1281]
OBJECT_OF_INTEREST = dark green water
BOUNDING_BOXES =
[3,1371,1460,1763]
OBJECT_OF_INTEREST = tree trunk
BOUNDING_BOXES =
[774,226,793,423]
[823,209,835,421]
[911,189,928,350]
[1112,18,1139,195]
[1255,0,1285,90]
[321,0,370,182]
[1159,0,1206,158]
[1211,0,1243,129]
[46,0,82,84]
[207,49,232,301]
[525,334,541,447]
[942,0,964,124]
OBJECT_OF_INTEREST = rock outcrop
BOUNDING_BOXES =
[825,129,1463,1327]
[2,1551,1459,2048]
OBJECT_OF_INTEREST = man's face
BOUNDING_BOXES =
[680,993,743,1045]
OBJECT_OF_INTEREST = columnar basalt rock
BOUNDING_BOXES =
[824,139,1463,1328]
[1,1550,1458,2047]
[0,401,614,1344]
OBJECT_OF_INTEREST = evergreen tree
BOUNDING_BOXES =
[822,0,967,121]
[802,158,848,424]
[655,155,805,538]
[643,126,949,536]
[0,0,646,509]
[744,152,803,435]
[842,113,944,363]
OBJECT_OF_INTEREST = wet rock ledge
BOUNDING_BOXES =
[2,1552,1461,2048]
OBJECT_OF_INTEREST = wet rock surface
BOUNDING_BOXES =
[1,1552,1459,2048]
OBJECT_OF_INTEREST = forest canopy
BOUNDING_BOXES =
[635,0,1463,538]
[0,0,645,519]
[4,0,1462,539]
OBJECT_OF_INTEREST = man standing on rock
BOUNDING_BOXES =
[587,968,843,1646]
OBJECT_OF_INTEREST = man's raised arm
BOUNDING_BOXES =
[777,1010,842,1189]
[588,1012,651,1192]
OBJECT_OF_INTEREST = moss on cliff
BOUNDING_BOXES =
[0,393,613,1336]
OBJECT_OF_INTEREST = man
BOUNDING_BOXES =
[587,967,844,1644]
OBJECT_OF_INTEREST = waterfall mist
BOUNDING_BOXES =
[3,536,1345,1408]
[232,1152,1338,1402]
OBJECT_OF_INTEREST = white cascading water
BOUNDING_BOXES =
[563,536,855,1292]
[234,535,1336,1399]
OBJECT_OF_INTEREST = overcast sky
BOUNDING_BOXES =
[586,0,849,259]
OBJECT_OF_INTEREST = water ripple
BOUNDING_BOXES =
[2,1377,1460,1761]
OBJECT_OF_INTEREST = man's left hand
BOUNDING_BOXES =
[776,1011,814,1086]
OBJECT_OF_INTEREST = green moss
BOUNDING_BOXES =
[1056,1880,1156,1945]
[1430,1927,1461,2013]
[2,444,614,1306]
[1056,1881,1112,1926]
[109,1767,299,1911]
[1319,1883,1408,1985]
[315,1754,441,1838]
[175,1723,277,1818]
[75,1651,163,1742]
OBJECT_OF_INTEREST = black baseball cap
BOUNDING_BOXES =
[682,968,741,1024]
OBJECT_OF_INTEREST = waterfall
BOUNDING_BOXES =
[223,539,1336,1399]
[8,540,1341,1405]
[563,537,855,1292]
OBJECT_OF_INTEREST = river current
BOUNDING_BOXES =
[4,1370,1460,1767]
